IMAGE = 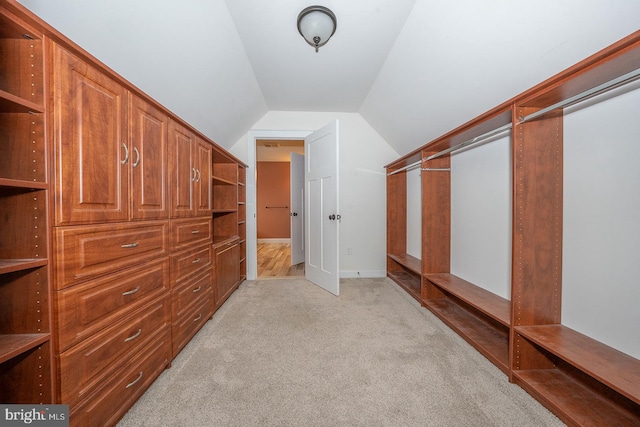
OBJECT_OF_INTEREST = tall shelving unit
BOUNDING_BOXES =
[0,5,52,403]
[386,30,640,426]
[237,165,247,281]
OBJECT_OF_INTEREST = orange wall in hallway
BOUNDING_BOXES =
[257,162,290,238]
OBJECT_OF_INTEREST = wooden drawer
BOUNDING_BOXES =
[170,243,212,284]
[170,217,212,250]
[172,298,211,358]
[55,221,169,289]
[59,297,170,406]
[172,269,212,320]
[69,329,171,427]
[60,298,171,404]
[57,259,169,352]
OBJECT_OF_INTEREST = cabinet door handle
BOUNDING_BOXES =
[121,243,139,248]
[124,328,142,342]
[192,167,197,182]
[192,286,201,293]
[122,286,140,296]
[193,313,202,322]
[191,230,200,234]
[132,146,140,168]
[196,168,201,182]
[192,258,201,264]
[121,143,129,165]
[125,371,143,389]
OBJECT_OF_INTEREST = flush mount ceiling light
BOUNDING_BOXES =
[297,5,337,52]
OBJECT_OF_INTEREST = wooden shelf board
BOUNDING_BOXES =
[515,325,640,405]
[212,235,240,248]
[423,298,509,374]
[0,89,43,113]
[513,369,640,427]
[212,175,236,185]
[0,178,47,190]
[0,334,50,364]
[212,208,237,214]
[0,258,47,275]
[387,271,421,303]
[425,273,510,327]
[387,253,421,275]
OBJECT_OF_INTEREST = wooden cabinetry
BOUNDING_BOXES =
[386,31,640,426]
[214,238,240,309]
[169,120,212,218]
[0,4,52,403]
[238,166,247,281]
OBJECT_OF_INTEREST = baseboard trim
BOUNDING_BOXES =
[257,238,291,244]
[340,270,387,279]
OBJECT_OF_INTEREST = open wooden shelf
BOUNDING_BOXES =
[388,253,421,274]
[0,333,49,364]
[515,325,640,405]
[0,178,47,189]
[425,273,510,327]
[387,253,422,301]
[0,258,47,275]
[0,89,43,113]
[212,175,236,186]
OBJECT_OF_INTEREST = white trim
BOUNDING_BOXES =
[257,238,291,244]
[246,130,313,280]
[340,270,387,279]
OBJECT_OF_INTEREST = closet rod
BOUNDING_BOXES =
[386,160,422,176]
[519,67,640,124]
[424,124,512,162]
[421,168,451,172]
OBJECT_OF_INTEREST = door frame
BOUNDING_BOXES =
[246,130,312,280]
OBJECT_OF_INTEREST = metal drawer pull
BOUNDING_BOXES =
[191,230,200,234]
[194,314,202,322]
[192,286,201,293]
[121,243,139,248]
[125,371,143,389]
[124,328,142,342]
[122,286,140,296]
[192,258,201,264]
[121,143,129,165]
[133,146,140,167]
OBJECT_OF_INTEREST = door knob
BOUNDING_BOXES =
[329,214,335,220]
[291,212,298,217]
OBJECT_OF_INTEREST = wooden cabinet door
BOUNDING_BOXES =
[53,43,129,225]
[215,241,240,307]
[130,95,168,220]
[169,119,195,217]
[195,137,212,216]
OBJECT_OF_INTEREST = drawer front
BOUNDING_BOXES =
[170,217,212,250]
[69,330,171,427]
[171,243,212,284]
[172,269,212,319]
[57,259,170,351]
[55,221,169,289]
[59,297,170,406]
[172,298,211,358]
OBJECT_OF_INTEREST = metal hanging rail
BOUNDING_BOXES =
[519,67,640,124]
[424,123,512,162]
[386,160,422,176]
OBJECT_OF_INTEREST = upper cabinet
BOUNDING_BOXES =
[168,119,211,218]
[52,44,169,225]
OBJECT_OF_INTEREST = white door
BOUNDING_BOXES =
[290,152,305,265]
[305,121,339,295]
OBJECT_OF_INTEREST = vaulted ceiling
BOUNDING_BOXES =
[17,0,640,157]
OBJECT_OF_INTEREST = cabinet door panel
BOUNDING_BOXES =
[196,138,212,215]
[215,241,240,307]
[53,43,128,225]
[169,120,194,217]
[131,95,168,219]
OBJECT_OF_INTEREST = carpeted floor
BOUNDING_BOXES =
[118,278,564,426]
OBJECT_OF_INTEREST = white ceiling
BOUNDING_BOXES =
[16,0,640,156]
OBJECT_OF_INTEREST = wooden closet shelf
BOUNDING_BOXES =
[515,325,640,405]
[387,253,421,275]
[513,369,639,427]
[0,333,50,364]
[0,258,47,275]
[388,271,421,301]
[212,175,236,185]
[0,178,47,190]
[425,273,510,327]
[0,89,44,114]
[423,298,510,374]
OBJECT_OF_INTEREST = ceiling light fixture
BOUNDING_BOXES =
[297,5,337,53]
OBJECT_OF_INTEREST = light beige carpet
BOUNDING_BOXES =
[118,278,564,426]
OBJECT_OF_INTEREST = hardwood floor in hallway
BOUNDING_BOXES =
[257,242,305,278]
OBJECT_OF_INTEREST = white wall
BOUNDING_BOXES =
[563,83,640,359]
[230,111,399,278]
[406,167,422,260]
[450,134,512,299]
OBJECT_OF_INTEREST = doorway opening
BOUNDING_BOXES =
[256,139,305,278]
